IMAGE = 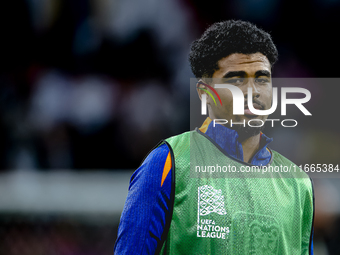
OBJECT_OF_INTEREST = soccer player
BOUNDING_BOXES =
[114,20,314,254]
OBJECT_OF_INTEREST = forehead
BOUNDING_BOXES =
[212,53,271,77]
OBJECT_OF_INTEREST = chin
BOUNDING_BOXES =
[231,117,265,139]
[235,125,263,136]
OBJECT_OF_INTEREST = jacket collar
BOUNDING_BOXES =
[199,117,273,166]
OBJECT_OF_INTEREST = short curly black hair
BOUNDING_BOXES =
[189,20,278,78]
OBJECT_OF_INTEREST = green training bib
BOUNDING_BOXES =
[160,130,314,255]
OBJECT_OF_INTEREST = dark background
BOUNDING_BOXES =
[0,0,339,254]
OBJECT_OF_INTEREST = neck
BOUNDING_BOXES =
[239,133,261,163]
[205,115,264,163]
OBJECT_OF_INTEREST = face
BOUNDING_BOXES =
[197,53,272,135]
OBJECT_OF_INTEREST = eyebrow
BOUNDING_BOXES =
[222,70,271,78]
[255,70,271,77]
[223,71,246,78]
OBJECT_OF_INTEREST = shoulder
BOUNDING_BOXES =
[270,149,313,188]
[165,131,192,147]
[270,149,297,166]
[164,131,194,163]
[130,143,171,187]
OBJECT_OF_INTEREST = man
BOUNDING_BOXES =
[114,20,314,254]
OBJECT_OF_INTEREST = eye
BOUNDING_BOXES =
[228,78,244,85]
[255,78,270,84]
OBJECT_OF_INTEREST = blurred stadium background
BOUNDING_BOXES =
[0,0,340,254]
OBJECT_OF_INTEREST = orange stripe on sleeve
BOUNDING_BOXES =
[199,117,212,133]
[161,152,172,187]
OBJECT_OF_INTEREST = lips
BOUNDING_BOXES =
[244,103,263,115]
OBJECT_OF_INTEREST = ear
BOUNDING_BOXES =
[196,79,209,102]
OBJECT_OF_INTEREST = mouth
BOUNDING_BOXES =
[244,103,263,116]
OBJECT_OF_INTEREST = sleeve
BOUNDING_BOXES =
[304,178,315,255]
[114,143,173,255]
[309,178,315,255]
[310,232,314,255]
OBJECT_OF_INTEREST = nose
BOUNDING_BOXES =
[244,78,260,99]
